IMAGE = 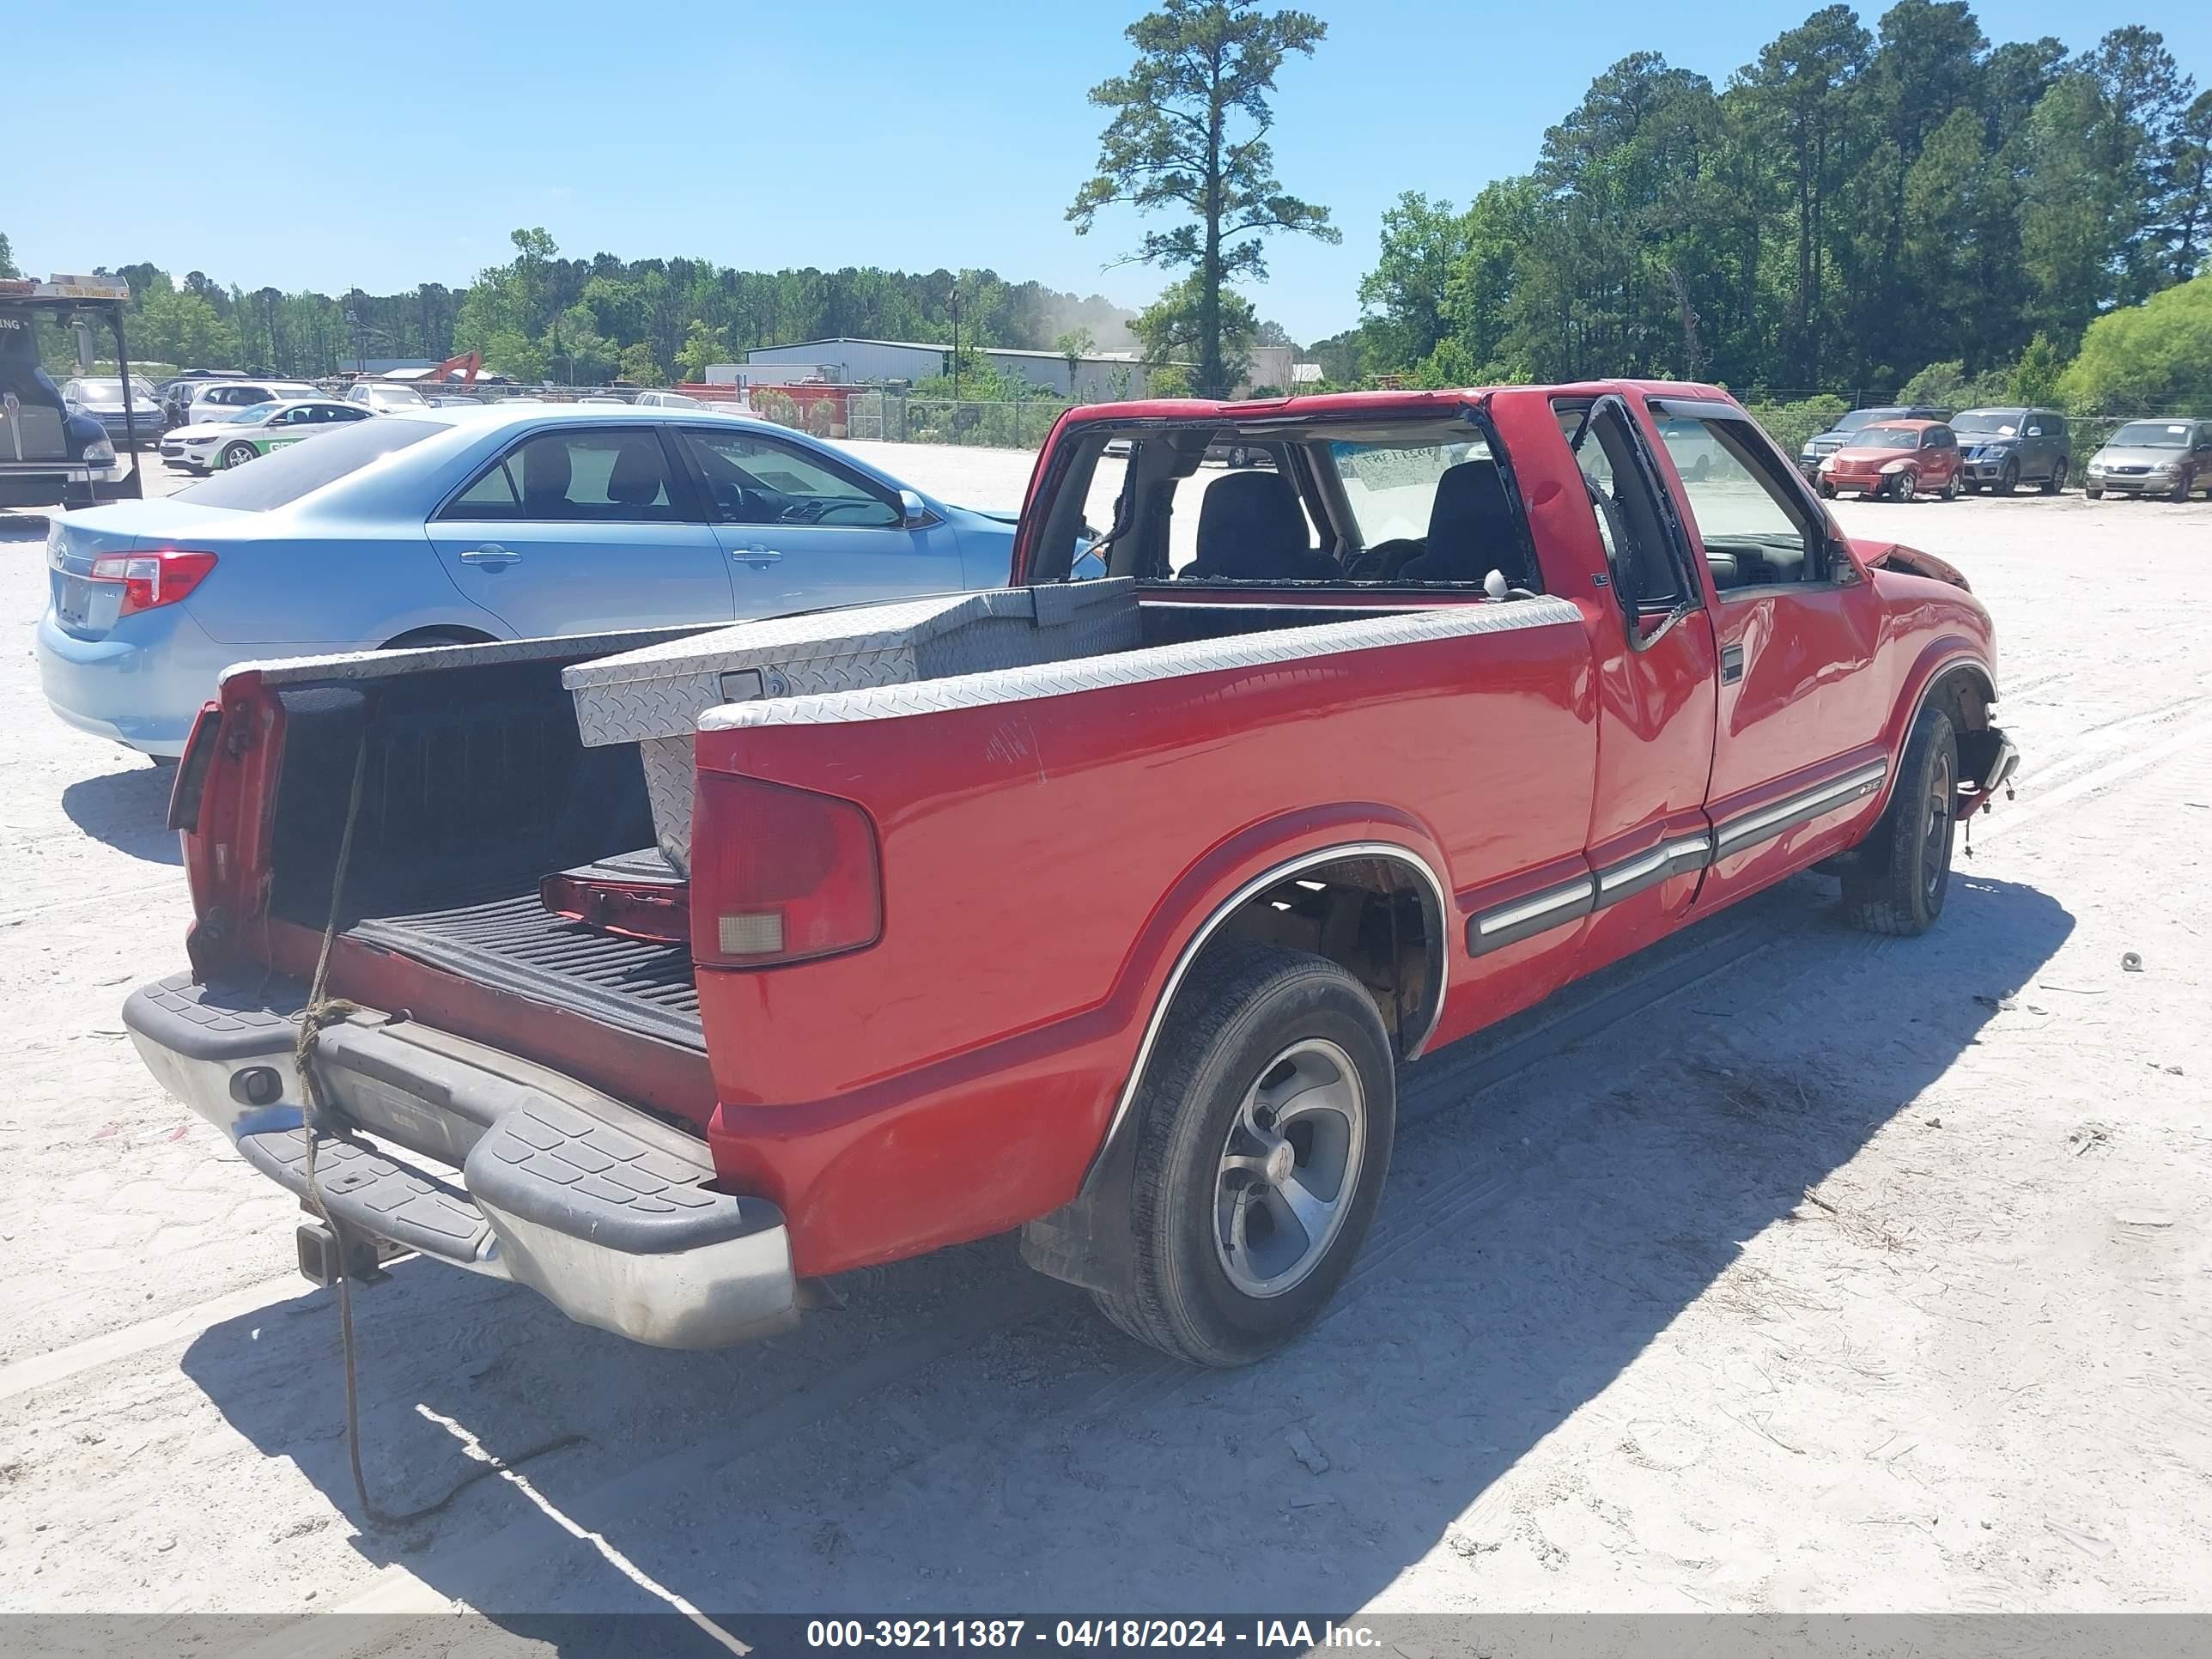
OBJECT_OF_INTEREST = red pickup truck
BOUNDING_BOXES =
[125,383,2017,1366]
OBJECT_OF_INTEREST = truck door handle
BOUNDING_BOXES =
[1721,643,1746,684]
[735,546,783,566]
[459,544,520,566]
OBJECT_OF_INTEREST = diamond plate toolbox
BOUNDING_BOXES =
[562,581,1139,872]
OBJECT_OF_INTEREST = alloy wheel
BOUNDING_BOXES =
[1213,1038,1367,1298]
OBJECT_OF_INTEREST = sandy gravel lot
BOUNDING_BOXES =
[1,445,2208,1643]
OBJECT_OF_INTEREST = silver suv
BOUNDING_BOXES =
[1952,408,2070,495]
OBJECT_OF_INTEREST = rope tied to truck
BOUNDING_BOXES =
[291,732,583,1530]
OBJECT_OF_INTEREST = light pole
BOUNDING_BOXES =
[949,283,962,409]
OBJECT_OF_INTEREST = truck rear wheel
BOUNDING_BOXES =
[1844,706,1957,937]
[1093,943,1395,1367]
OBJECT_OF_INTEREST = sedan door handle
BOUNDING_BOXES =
[459,544,520,566]
[1721,642,1746,684]
[734,545,783,566]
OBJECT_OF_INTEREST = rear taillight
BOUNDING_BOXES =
[689,774,882,967]
[167,702,223,834]
[88,548,217,617]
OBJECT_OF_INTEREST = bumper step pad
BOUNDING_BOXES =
[238,1127,496,1266]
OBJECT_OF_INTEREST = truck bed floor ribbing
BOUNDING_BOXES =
[345,890,702,1049]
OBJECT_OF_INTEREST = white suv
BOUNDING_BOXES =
[186,380,321,423]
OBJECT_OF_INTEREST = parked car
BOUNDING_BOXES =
[1796,404,1950,477]
[122,383,2015,1365]
[160,370,247,428]
[159,398,374,472]
[631,390,750,416]
[343,380,430,414]
[1815,418,1963,501]
[185,378,321,426]
[1656,416,1729,480]
[1951,407,2069,495]
[62,376,164,450]
[39,404,1023,757]
[2084,418,2212,501]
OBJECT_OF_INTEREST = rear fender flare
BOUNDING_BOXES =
[1018,813,1449,1297]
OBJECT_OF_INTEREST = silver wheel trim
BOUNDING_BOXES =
[1921,748,1954,903]
[1213,1037,1366,1299]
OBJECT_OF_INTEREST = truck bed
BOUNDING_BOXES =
[240,596,1465,1054]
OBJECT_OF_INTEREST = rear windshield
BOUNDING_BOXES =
[173,417,443,510]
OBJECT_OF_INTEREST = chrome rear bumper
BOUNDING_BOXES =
[122,975,798,1349]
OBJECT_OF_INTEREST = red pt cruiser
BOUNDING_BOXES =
[126,383,2018,1368]
[1816,416,1965,502]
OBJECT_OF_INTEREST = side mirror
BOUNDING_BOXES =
[2027,426,2043,437]
[898,488,929,528]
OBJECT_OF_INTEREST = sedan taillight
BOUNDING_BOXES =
[87,549,218,617]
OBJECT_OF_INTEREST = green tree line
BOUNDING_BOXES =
[1337,3,2209,403]
[60,234,1139,386]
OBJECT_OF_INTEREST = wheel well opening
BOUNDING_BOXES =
[380,626,497,650]
[1934,665,1993,737]
[1210,855,1442,1057]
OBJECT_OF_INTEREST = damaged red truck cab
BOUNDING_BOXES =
[128,383,2015,1365]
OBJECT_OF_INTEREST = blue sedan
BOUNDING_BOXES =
[38,404,1022,757]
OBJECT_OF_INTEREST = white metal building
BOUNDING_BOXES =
[721,337,1301,400]
[726,337,1157,400]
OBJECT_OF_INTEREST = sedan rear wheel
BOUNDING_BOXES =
[1942,471,1960,501]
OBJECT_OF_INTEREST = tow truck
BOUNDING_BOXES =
[0,275,145,512]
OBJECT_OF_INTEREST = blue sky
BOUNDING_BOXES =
[9,0,2205,343]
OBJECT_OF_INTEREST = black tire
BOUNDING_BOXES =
[1091,942,1395,1367]
[1844,706,1958,937]
[1817,479,1837,500]
[1995,461,2019,496]
[220,441,256,470]
[2172,475,2191,503]
[2043,458,2067,495]
[2085,486,2104,501]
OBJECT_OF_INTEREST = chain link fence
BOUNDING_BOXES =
[878,395,1073,449]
